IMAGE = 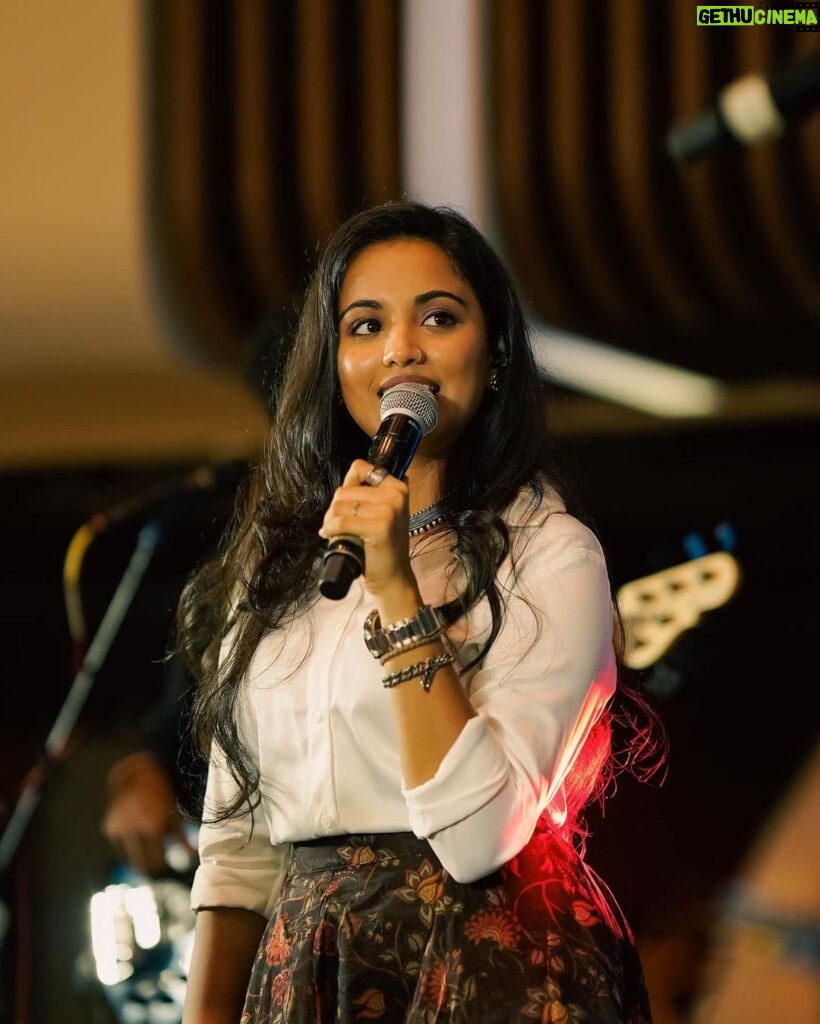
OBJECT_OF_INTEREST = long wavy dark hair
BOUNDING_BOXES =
[177,199,663,838]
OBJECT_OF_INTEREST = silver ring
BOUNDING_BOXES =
[352,501,360,516]
[364,465,388,487]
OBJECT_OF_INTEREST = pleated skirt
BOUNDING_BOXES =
[241,829,652,1024]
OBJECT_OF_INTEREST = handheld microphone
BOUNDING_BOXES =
[666,53,820,162]
[318,383,439,600]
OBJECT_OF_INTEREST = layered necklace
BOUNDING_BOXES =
[408,498,450,538]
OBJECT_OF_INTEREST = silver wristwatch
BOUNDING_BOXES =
[363,604,446,661]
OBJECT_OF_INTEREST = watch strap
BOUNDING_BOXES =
[363,604,443,661]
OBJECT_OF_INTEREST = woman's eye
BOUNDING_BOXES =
[421,310,456,328]
[350,317,382,336]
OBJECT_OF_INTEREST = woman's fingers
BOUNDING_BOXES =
[320,462,407,540]
[319,502,393,541]
[320,463,409,540]
[320,462,416,595]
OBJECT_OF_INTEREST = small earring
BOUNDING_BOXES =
[488,351,508,393]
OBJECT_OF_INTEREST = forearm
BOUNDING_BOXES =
[182,907,266,1024]
[376,580,476,789]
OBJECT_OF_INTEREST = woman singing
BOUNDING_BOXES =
[179,200,661,1023]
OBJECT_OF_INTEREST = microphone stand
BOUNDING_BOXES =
[0,519,164,1022]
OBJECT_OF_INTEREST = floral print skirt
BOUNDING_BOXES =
[242,829,652,1023]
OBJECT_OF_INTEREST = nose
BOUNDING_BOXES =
[382,323,424,367]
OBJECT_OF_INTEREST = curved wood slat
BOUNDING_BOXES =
[739,29,820,316]
[146,0,266,365]
[294,0,402,247]
[234,0,309,308]
[488,0,575,324]
[668,3,772,321]
[297,0,344,240]
[666,14,819,374]
[488,0,820,378]
[358,0,402,206]
[146,0,817,377]
[606,0,705,325]
[542,0,638,328]
[145,0,402,369]
[791,32,820,217]
[706,28,815,311]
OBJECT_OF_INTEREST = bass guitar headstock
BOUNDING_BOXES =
[618,550,741,669]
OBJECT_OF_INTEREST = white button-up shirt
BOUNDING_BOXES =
[191,487,616,916]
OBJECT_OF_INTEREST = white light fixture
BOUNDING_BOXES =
[532,325,724,419]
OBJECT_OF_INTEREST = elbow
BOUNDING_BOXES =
[429,821,531,884]
[422,776,543,885]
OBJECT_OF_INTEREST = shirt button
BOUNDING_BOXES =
[320,814,334,832]
[313,709,323,723]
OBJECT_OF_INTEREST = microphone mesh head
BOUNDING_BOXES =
[379,383,438,435]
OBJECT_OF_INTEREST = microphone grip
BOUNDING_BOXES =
[317,457,389,600]
[317,414,424,601]
[318,535,365,600]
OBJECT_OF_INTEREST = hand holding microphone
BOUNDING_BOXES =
[318,383,438,600]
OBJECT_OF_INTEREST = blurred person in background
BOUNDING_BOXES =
[101,653,199,877]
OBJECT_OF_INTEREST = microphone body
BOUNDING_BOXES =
[666,54,820,161]
[318,384,438,600]
[367,412,424,479]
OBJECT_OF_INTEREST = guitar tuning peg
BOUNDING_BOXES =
[682,532,709,561]
[714,521,737,553]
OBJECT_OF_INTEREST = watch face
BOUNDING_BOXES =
[363,610,385,658]
[365,633,385,654]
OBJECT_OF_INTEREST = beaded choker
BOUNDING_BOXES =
[408,499,449,538]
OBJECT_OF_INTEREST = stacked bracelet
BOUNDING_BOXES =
[377,634,437,665]
[382,650,456,691]
[363,604,443,662]
[363,603,458,691]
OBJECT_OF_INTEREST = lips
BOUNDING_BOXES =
[378,375,439,397]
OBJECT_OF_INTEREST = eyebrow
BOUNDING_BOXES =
[338,289,468,324]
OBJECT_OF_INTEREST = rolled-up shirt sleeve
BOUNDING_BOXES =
[191,748,291,917]
[191,676,292,917]
[401,514,616,883]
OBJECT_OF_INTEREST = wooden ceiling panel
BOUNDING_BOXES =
[144,0,401,369]
[487,0,820,379]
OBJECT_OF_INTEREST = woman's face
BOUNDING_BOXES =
[336,238,491,456]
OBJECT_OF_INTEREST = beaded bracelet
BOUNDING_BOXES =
[382,650,456,692]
